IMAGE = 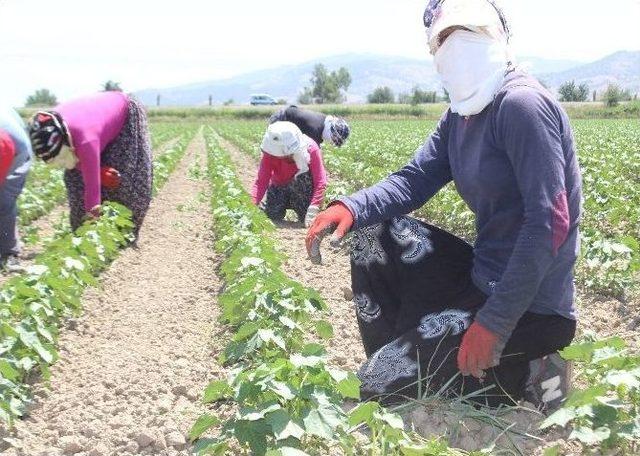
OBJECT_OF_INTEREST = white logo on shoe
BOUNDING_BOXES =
[541,375,562,403]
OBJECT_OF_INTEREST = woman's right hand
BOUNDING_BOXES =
[305,202,354,262]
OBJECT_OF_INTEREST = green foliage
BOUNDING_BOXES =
[541,336,639,453]
[102,80,122,92]
[191,131,461,455]
[408,86,438,105]
[300,64,352,104]
[367,87,395,104]
[558,80,590,102]
[18,162,66,229]
[25,88,58,107]
[0,126,196,425]
[0,203,134,424]
[603,84,633,107]
[214,118,640,302]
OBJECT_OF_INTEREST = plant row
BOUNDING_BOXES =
[541,336,639,452]
[214,119,639,300]
[17,126,194,244]
[189,130,460,456]
[0,128,196,424]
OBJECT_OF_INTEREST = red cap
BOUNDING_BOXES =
[0,130,15,157]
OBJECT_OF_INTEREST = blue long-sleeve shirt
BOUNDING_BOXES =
[340,71,582,341]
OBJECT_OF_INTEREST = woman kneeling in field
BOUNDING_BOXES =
[307,0,582,413]
[29,92,152,237]
[252,121,327,227]
[270,105,351,148]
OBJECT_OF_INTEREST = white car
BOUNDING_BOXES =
[250,94,277,106]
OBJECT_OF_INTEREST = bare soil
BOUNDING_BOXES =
[0,133,226,456]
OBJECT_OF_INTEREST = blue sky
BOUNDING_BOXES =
[0,0,639,106]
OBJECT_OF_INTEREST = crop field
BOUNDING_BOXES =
[0,117,637,455]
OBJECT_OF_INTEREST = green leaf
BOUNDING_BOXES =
[241,257,265,268]
[63,257,85,271]
[265,409,305,441]
[268,381,295,400]
[189,414,220,442]
[540,408,577,429]
[569,426,611,445]
[193,438,229,455]
[337,372,361,400]
[348,402,380,427]
[542,445,562,456]
[266,448,310,456]
[564,385,609,407]
[16,326,54,364]
[290,354,323,368]
[233,322,260,342]
[0,360,19,381]
[314,320,334,340]
[605,370,640,388]
[278,316,297,329]
[235,419,270,456]
[240,403,281,421]
[302,406,342,440]
[378,410,404,429]
[203,380,233,403]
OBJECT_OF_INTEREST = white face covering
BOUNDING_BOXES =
[47,145,79,170]
[434,30,508,116]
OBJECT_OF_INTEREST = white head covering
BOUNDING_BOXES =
[425,0,510,54]
[261,121,311,174]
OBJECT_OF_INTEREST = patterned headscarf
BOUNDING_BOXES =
[328,117,350,147]
[28,111,69,162]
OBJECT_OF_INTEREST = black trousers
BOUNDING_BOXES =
[350,216,576,407]
[263,172,313,223]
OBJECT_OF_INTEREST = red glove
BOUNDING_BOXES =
[457,321,501,379]
[305,202,354,258]
[0,130,16,186]
[101,166,121,189]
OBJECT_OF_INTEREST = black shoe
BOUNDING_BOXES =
[524,352,572,414]
[0,255,25,273]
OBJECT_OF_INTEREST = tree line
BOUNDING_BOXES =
[22,74,637,108]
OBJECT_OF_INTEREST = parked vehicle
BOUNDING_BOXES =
[249,94,277,106]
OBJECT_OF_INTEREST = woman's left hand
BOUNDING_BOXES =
[457,321,501,379]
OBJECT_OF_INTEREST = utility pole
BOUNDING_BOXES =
[209,95,213,106]
[157,94,161,107]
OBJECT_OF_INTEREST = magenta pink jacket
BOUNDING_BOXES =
[252,139,327,207]
[56,92,129,211]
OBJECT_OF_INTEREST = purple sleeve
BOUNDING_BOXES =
[77,139,102,212]
[339,113,453,228]
[475,88,573,341]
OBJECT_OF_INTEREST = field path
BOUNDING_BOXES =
[1,132,225,456]
[219,136,366,373]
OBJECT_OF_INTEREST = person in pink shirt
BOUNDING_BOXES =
[28,92,153,237]
[252,121,327,227]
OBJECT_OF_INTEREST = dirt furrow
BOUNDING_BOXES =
[1,132,224,456]
[218,136,366,373]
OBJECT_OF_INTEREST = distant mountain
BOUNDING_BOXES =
[134,51,639,106]
[539,51,640,95]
